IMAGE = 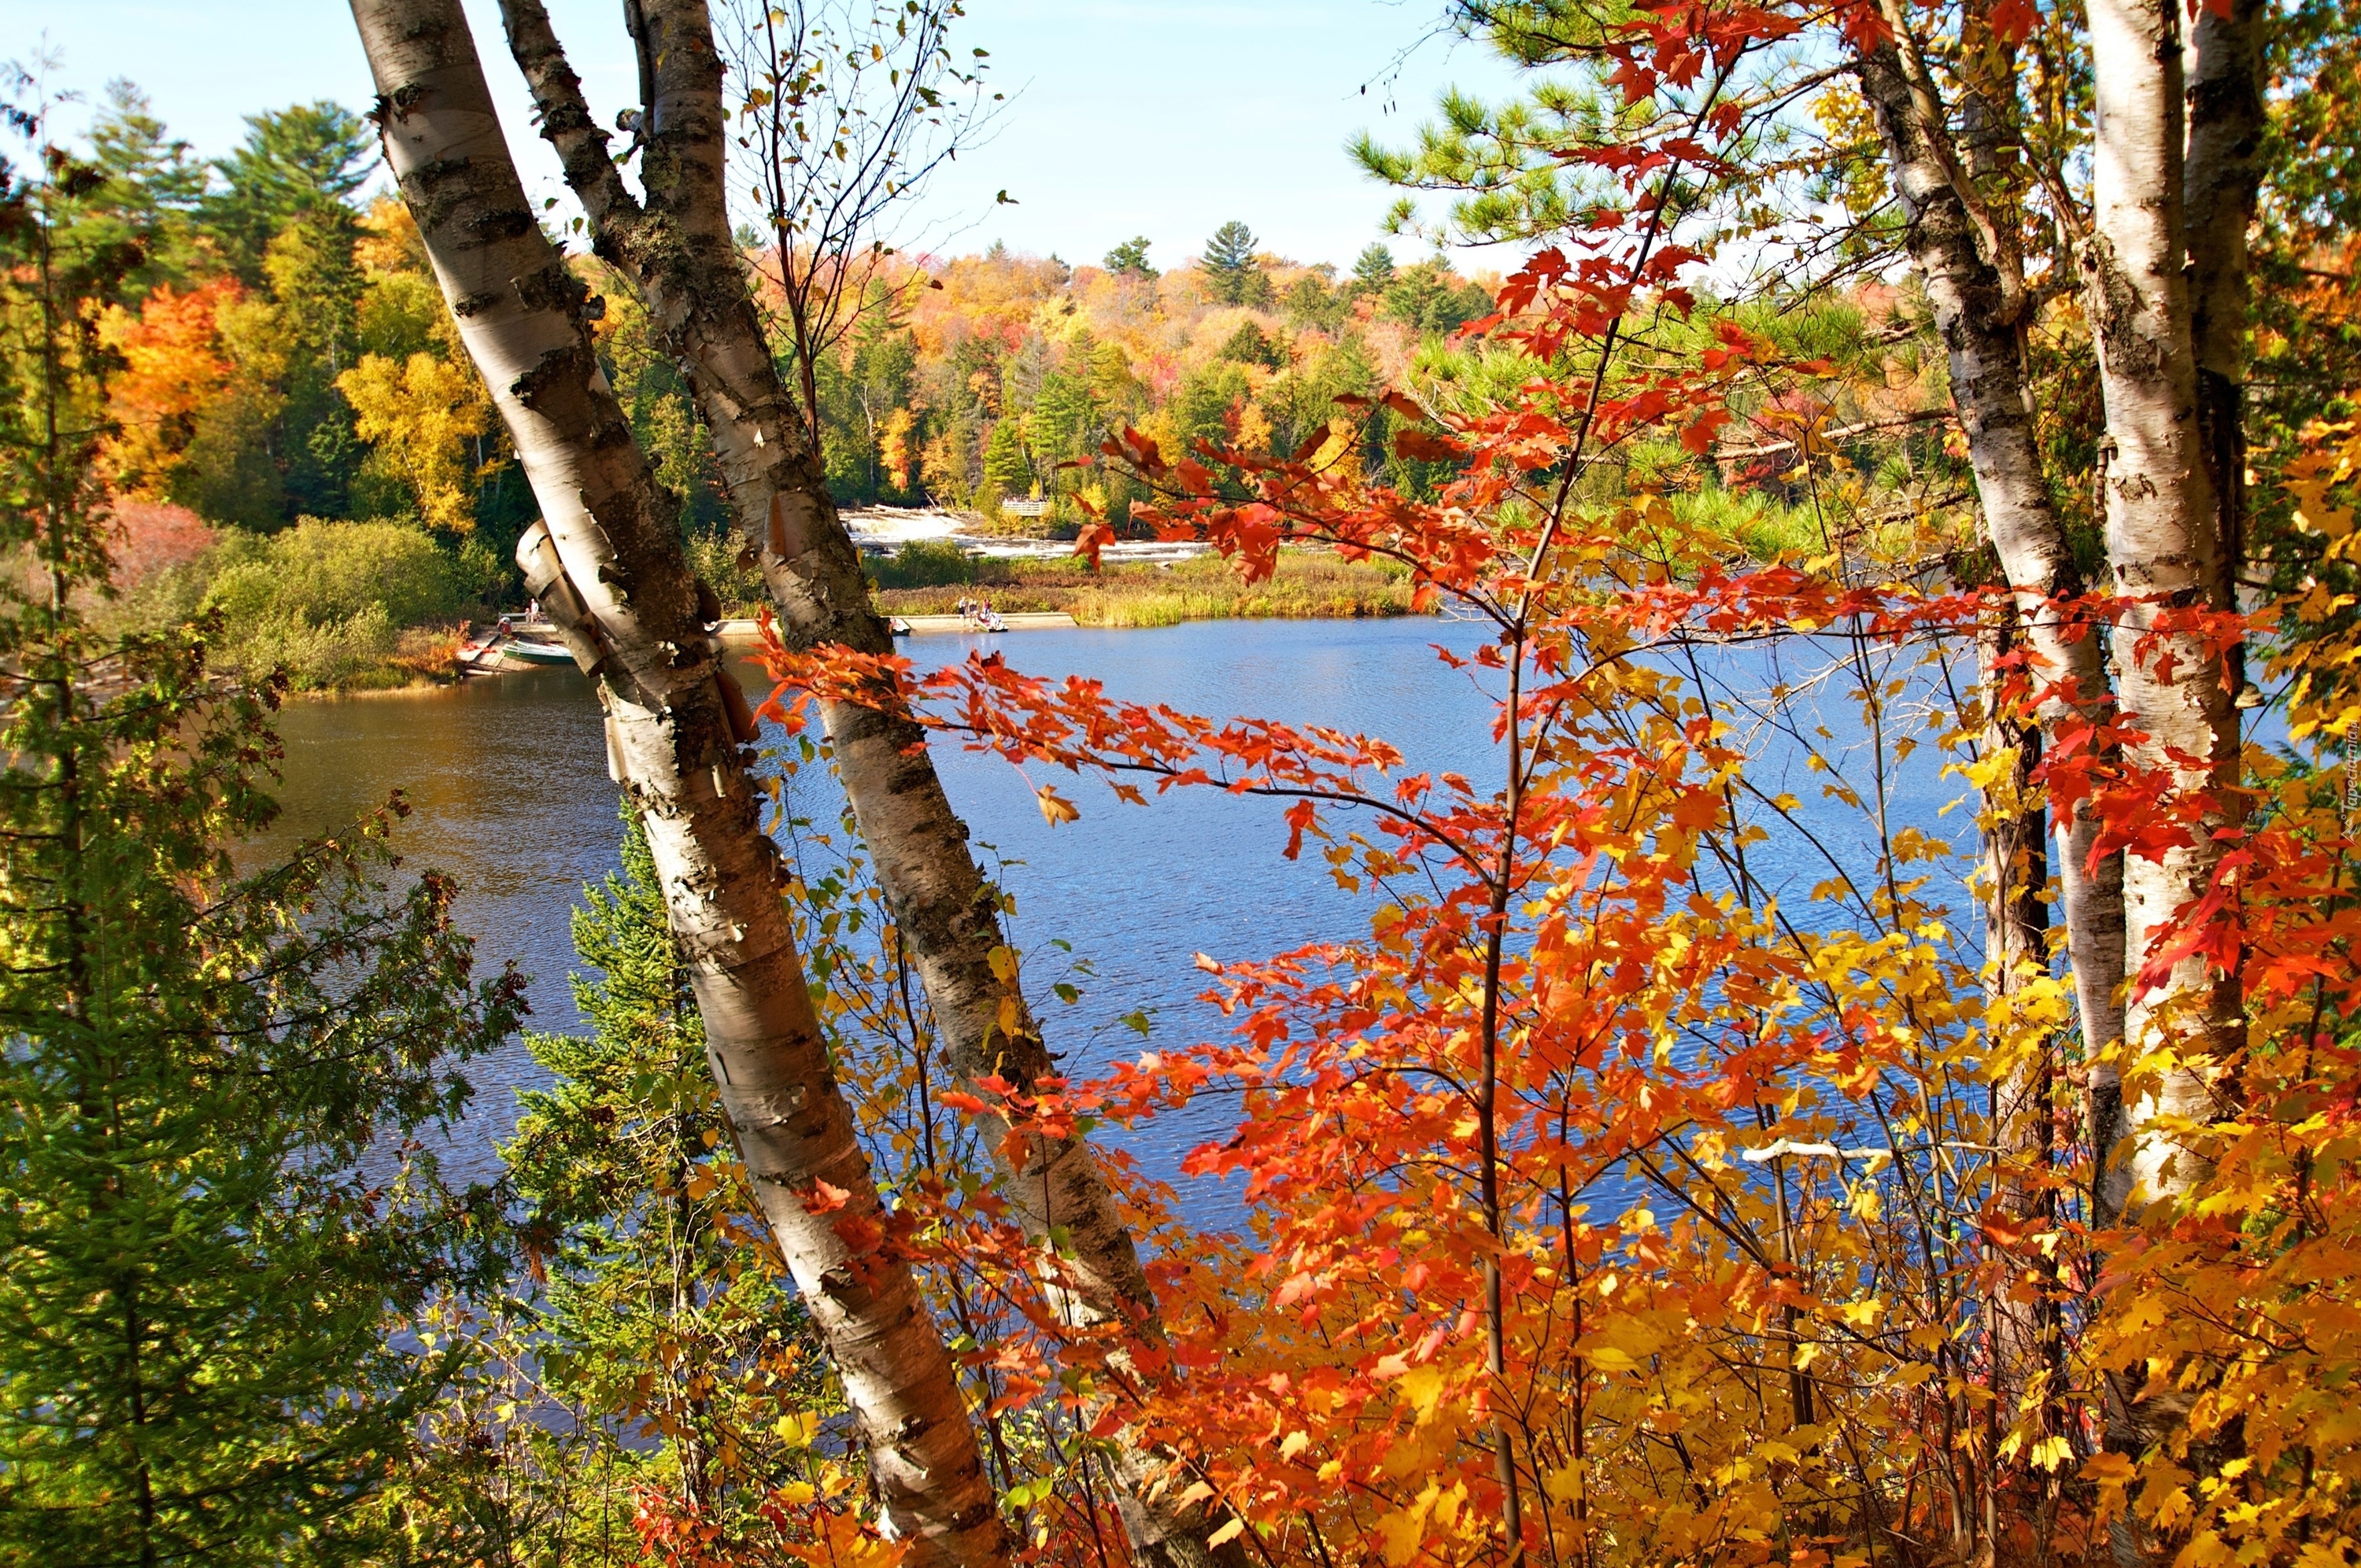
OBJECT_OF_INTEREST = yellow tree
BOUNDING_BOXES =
[336,350,491,533]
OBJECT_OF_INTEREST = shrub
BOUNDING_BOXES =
[199,518,463,688]
[867,538,977,590]
[685,526,767,615]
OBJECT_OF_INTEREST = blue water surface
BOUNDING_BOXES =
[262,615,1979,1197]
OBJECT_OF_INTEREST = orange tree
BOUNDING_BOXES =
[735,10,2361,1567]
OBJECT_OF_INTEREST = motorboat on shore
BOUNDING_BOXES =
[457,614,575,673]
[494,636,574,666]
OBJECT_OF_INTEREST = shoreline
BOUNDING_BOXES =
[711,612,1081,639]
[290,605,1418,699]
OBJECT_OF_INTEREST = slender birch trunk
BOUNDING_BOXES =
[494,5,1244,1561]
[2184,0,2267,660]
[346,6,1007,1560]
[2084,0,2243,1210]
[1975,616,2065,1516]
[1853,41,2132,1182]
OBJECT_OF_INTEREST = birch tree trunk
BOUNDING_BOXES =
[2085,0,2243,1210]
[2184,0,2267,672]
[346,6,1007,1561]
[1853,40,2131,1184]
[494,5,1245,1562]
[1975,617,2065,1509]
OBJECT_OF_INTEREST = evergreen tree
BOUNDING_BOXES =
[1282,272,1343,331]
[1349,242,1398,297]
[1380,260,1494,337]
[71,81,209,293]
[1102,234,1156,278]
[1217,319,1285,369]
[1200,220,1266,305]
[499,810,837,1557]
[981,414,1032,496]
[263,215,366,518]
[205,103,375,277]
[0,104,519,1566]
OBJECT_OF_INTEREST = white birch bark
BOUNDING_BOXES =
[347,4,1008,1560]
[2184,0,2267,652]
[2085,0,2242,1211]
[1853,42,2130,1177]
[494,4,1245,1561]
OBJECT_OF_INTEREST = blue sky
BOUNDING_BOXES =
[2,0,1527,271]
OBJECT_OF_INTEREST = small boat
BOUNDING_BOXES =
[889,616,913,636]
[498,637,575,666]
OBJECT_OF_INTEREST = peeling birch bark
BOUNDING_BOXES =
[2184,0,2267,648]
[345,3,1007,1560]
[494,3,1245,1561]
[2085,0,2243,1210]
[1853,42,2130,1188]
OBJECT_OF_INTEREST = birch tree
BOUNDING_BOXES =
[2084,0,2246,1208]
[345,4,1007,1560]
[494,3,1245,1560]
[1848,36,2130,1178]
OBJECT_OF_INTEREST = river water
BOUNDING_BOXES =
[262,617,1971,1192]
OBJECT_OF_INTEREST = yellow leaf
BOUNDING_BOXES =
[1279,1430,1310,1461]
[1036,785,1081,826]
[1376,1483,1440,1566]
[2082,1452,2135,1486]
[1395,1363,1450,1426]
[1207,1518,1245,1548]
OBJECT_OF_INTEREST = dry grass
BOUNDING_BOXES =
[871,551,1417,627]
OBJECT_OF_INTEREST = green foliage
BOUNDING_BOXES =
[1353,79,1626,245]
[1379,260,1493,337]
[1026,363,1100,474]
[465,810,841,1558]
[1218,319,1286,369]
[1349,242,1398,296]
[868,537,978,589]
[982,411,1033,494]
[205,102,375,277]
[596,271,724,526]
[0,115,519,1566]
[685,527,768,616]
[261,216,364,518]
[1103,234,1156,278]
[815,299,925,505]
[1281,272,1344,331]
[1201,220,1270,306]
[68,81,209,294]
[200,518,467,688]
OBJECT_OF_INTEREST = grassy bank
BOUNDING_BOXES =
[864,547,1419,628]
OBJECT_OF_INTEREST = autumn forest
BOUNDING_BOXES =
[3,0,2360,1563]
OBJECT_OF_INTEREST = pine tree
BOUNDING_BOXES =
[0,101,520,1566]
[981,414,1032,496]
[1349,242,1398,297]
[70,81,209,293]
[204,103,375,277]
[1102,234,1156,278]
[1200,220,1265,305]
[500,809,838,1557]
